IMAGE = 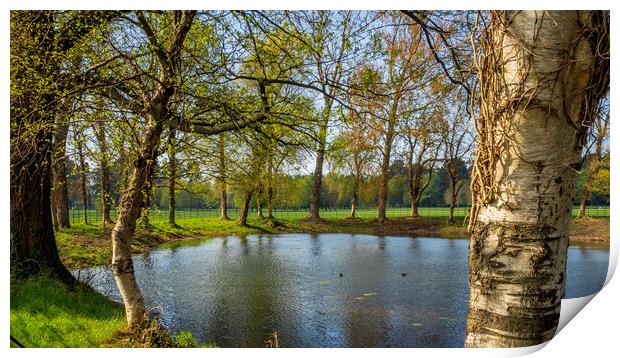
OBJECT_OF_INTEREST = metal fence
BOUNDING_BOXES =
[68,205,610,226]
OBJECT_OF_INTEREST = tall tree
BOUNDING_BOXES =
[402,109,441,218]
[167,130,177,225]
[108,11,197,329]
[74,127,89,224]
[466,10,609,347]
[94,111,113,226]
[439,106,472,223]
[298,11,353,221]
[366,13,431,223]
[217,134,230,220]
[10,10,120,282]
[51,105,72,230]
[577,104,609,218]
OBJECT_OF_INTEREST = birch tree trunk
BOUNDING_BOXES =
[466,10,609,347]
[109,10,196,329]
[111,120,161,329]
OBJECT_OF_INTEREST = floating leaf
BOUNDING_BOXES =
[353,296,365,300]
[412,323,423,327]
[362,292,377,297]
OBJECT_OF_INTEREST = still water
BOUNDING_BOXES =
[74,234,609,347]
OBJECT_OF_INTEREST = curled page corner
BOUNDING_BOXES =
[555,231,617,337]
[556,294,596,334]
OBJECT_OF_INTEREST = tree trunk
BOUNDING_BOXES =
[10,107,75,283]
[218,134,229,220]
[51,117,71,230]
[577,147,604,219]
[266,150,274,219]
[256,188,264,220]
[466,10,609,348]
[378,123,395,223]
[95,119,112,227]
[10,13,74,281]
[350,172,360,219]
[408,160,423,218]
[75,131,89,224]
[308,102,332,221]
[577,187,589,219]
[448,176,456,223]
[167,130,176,226]
[237,189,253,226]
[308,126,326,221]
[111,118,163,329]
[267,186,274,219]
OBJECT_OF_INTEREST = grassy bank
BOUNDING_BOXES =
[10,275,215,348]
[57,215,609,270]
[10,275,126,347]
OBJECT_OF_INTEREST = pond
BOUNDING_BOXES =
[74,234,609,348]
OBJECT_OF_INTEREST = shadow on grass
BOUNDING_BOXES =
[10,275,126,347]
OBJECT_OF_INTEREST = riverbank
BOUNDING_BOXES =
[56,216,609,269]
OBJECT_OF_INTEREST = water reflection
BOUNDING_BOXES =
[74,234,608,348]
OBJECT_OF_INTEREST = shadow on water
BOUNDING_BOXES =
[74,234,609,348]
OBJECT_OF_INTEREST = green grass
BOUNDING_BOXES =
[55,225,110,268]
[68,206,610,226]
[10,275,218,348]
[57,205,609,269]
[10,275,126,348]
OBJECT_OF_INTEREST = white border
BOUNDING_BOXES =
[2,1,617,357]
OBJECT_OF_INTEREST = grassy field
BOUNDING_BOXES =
[68,206,610,225]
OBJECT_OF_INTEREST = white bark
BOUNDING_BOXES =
[466,10,608,347]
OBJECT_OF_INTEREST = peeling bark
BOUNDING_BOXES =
[466,10,609,347]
